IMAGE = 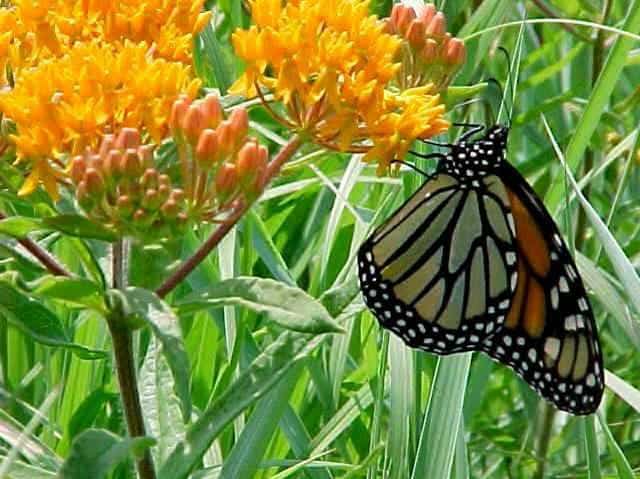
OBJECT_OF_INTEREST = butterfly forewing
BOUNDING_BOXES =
[480,162,604,414]
[358,171,518,354]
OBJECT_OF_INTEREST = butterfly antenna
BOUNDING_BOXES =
[497,46,514,127]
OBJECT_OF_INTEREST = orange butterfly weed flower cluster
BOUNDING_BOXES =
[69,96,268,241]
[231,0,465,173]
[0,1,211,200]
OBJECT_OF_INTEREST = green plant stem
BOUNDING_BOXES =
[533,402,556,479]
[109,240,156,479]
[155,134,302,298]
[0,211,71,277]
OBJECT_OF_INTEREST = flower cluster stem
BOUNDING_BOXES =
[109,240,156,479]
[155,134,302,298]
[0,212,71,277]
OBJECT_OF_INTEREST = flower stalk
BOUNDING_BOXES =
[156,134,302,298]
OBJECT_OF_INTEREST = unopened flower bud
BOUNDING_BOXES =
[116,195,134,217]
[444,38,465,65]
[391,5,415,34]
[115,128,141,151]
[426,12,446,36]
[236,140,265,184]
[105,150,123,178]
[406,20,426,48]
[70,155,87,184]
[195,129,219,167]
[417,3,437,24]
[158,174,171,188]
[216,121,234,158]
[182,104,205,142]
[161,199,179,218]
[169,188,185,203]
[228,108,249,144]
[142,188,162,210]
[120,149,142,177]
[141,168,159,189]
[202,94,223,129]
[76,180,93,209]
[98,134,115,160]
[422,39,439,63]
[169,95,190,132]
[215,162,238,197]
[84,168,105,195]
[137,145,154,169]
[157,184,171,203]
[133,208,147,222]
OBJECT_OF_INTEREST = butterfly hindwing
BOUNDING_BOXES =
[480,161,604,414]
[358,171,518,354]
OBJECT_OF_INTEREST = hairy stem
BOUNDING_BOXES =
[0,212,71,277]
[110,240,156,479]
[156,135,302,298]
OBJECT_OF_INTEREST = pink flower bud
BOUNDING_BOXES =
[116,195,134,217]
[422,39,439,63]
[444,38,466,65]
[141,168,159,190]
[137,145,154,169]
[161,199,180,218]
[70,155,87,184]
[115,128,141,151]
[195,128,219,167]
[98,134,115,160]
[228,108,249,143]
[426,12,446,36]
[182,104,206,142]
[406,20,426,48]
[391,5,415,34]
[215,162,238,196]
[120,149,142,178]
[84,168,105,195]
[201,94,223,129]
[417,3,437,24]
[169,95,191,133]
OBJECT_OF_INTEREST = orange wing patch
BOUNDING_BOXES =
[504,187,549,338]
[507,190,550,276]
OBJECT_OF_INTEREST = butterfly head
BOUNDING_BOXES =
[484,124,509,148]
[439,124,509,180]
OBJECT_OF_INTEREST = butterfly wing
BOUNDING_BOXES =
[358,172,519,353]
[480,162,604,414]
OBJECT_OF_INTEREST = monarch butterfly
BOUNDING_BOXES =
[357,123,604,415]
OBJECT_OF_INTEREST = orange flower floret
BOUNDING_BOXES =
[0,41,201,199]
[230,0,457,171]
[1,0,211,67]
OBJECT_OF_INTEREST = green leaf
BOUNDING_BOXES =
[246,209,297,286]
[58,429,155,479]
[177,276,343,334]
[412,354,472,479]
[219,365,303,479]
[0,216,43,238]
[597,413,635,479]
[32,276,106,313]
[159,331,327,479]
[140,336,186,465]
[110,287,192,421]
[42,215,118,242]
[0,281,106,359]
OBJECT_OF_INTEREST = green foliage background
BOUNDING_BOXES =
[2,0,640,478]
